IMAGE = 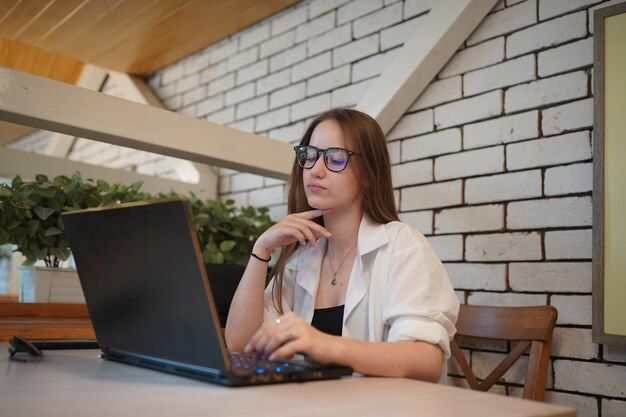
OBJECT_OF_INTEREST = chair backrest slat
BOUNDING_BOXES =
[450,305,557,402]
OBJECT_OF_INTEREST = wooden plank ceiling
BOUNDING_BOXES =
[0,0,298,76]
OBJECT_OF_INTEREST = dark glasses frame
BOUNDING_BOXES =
[293,145,357,173]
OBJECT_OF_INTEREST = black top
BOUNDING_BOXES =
[311,305,345,336]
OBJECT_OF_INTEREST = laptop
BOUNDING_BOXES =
[62,197,352,386]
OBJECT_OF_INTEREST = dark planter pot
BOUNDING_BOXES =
[204,263,246,328]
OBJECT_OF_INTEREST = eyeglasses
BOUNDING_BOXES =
[294,145,357,173]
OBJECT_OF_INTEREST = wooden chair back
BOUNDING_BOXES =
[450,304,557,401]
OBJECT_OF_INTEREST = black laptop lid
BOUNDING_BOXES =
[62,198,229,372]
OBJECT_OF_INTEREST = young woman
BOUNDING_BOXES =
[225,108,459,382]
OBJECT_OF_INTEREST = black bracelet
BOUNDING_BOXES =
[251,252,271,263]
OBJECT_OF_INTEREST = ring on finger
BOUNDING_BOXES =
[284,329,296,340]
[275,318,281,325]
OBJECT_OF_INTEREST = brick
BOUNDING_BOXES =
[309,0,350,19]
[506,11,587,58]
[164,95,182,110]
[227,47,258,72]
[538,37,593,77]
[545,229,592,259]
[268,204,288,220]
[440,37,505,78]
[509,262,592,293]
[219,175,230,194]
[249,185,285,207]
[295,11,334,43]
[260,30,295,59]
[268,121,306,143]
[435,90,502,129]
[161,64,184,85]
[464,54,535,96]
[206,106,235,125]
[465,170,542,204]
[236,60,269,85]
[176,73,200,94]
[332,34,379,67]
[255,107,290,132]
[404,0,435,19]
[182,88,206,107]
[555,360,626,396]
[196,94,224,117]
[352,50,395,82]
[464,111,539,149]
[290,93,331,121]
[391,159,432,188]
[467,0,536,46]
[466,232,542,261]
[411,76,462,111]
[227,117,254,133]
[426,235,463,261]
[222,191,248,207]
[353,3,402,38]
[603,399,626,417]
[398,210,433,234]
[401,128,461,162]
[337,0,383,25]
[400,180,462,211]
[256,68,290,95]
[545,391,597,417]
[231,173,263,192]
[331,78,374,107]
[292,52,332,82]
[225,83,255,106]
[270,83,305,110]
[542,98,593,135]
[271,5,307,35]
[308,24,352,56]
[508,197,592,229]
[211,39,237,63]
[200,60,229,84]
[551,295,592,325]
[208,73,235,96]
[435,204,504,234]
[545,162,592,196]
[552,328,598,359]
[238,23,270,50]
[307,66,351,97]
[236,96,268,120]
[388,110,434,141]
[183,52,210,76]
[380,14,426,50]
[506,131,591,170]
[602,345,626,364]
[444,263,506,291]
[467,292,547,306]
[539,0,601,20]
[505,71,588,113]
[435,146,504,180]
[388,140,400,164]
[270,44,307,72]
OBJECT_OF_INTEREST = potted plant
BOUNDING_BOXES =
[0,173,150,303]
[188,194,274,326]
[1,173,274,320]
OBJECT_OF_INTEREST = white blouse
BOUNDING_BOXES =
[264,215,459,359]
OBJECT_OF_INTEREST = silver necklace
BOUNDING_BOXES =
[327,241,358,286]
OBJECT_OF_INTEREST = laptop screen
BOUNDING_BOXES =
[62,198,229,372]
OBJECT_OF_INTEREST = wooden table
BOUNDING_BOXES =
[0,347,575,417]
[0,303,94,342]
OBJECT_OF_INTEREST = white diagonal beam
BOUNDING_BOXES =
[0,68,292,180]
[357,0,499,134]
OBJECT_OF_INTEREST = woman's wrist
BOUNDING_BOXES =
[252,242,272,261]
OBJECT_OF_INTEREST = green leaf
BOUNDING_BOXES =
[130,181,143,193]
[44,226,63,237]
[195,213,210,225]
[219,240,236,252]
[33,206,55,221]
[0,187,10,198]
[27,220,40,237]
[0,228,9,244]
[36,188,56,199]
[22,258,36,266]
[35,174,49,183]
[97,179,110,191]
[12,175,23,188]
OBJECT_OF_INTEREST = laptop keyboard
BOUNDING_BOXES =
[229,352,305,376]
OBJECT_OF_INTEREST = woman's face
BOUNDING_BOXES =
[303,119,363,214]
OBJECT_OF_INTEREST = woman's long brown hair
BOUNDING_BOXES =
[271,108,399,314]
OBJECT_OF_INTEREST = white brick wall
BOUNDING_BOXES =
[554,360,626,396]
[141,1,617,411]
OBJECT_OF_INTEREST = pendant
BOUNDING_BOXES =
[331,274,337,286]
